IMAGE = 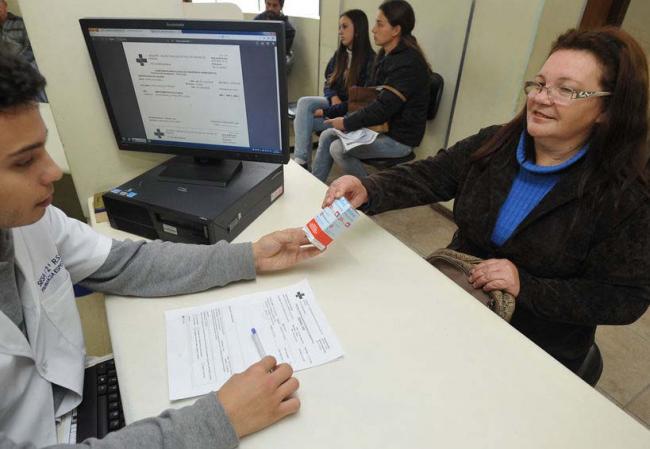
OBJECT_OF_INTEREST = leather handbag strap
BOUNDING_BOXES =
[379,85,407,102]
[426,248,516,322]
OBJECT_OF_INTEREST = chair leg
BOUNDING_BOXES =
[577,343,603,387]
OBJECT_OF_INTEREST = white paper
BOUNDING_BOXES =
[165,279,344,401]
[334,127,379,151]
[123,42,250,148]
[56,410,77,444]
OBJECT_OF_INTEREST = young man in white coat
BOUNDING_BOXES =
[0,48,320,448]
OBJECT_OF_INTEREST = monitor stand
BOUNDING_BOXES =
[158,156,243,187]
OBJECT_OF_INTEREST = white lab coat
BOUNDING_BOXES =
[0,207,112,447]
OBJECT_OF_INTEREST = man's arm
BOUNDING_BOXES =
[80,239,256,297]
[80,228,320,297]
[0,394,237,449]
[0,356,301,449]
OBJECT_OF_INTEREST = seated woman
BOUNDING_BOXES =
[312,0,431,182]
[293,9,374,170]
[322,27,650,374]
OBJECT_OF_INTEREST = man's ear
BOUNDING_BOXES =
[392,25,401,38]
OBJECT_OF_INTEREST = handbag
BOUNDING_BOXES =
[347,85,406,133]
[426,248,515,321]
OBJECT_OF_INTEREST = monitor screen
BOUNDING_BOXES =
[79,18,289,172]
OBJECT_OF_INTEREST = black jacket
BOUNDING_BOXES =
[361,126,650,370]
[344,40,430,147]
[322,50,375,118]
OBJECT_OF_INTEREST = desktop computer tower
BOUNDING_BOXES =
[103,159,284,244]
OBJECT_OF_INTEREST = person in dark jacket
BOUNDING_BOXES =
[254,0,295,54]
[321,27,650,375]
[293,9,375,169]
[312,0,431,182]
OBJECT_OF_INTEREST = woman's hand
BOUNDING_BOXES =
[468,258,520,297]
[322,175,368,208]
[252,228,321,273]
[330,95,342,106]
[324,117,345,131]
[313,109,324,118]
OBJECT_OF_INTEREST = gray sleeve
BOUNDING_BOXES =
[80,239,256,297]
[0,394,239,449]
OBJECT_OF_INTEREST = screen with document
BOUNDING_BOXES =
[80,18,289,166]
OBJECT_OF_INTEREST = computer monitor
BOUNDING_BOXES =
[79,18,288,186]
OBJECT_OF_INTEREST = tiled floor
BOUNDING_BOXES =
[365,198,650,430]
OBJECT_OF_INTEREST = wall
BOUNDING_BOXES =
[18,0,242,216]
[447,0,545,145]
[318,0,341,95]
[6,0,20,14]
[286,16,320,102]
[622,0,650,62]
[320,0,473,158]
[449,0,587,145]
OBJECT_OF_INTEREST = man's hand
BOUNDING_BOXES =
[252,228,321,272]
[322,175,368,208]
[313,109,324,118]
[330,95,342,106]
[468,258,520,297]
[324,117,345,130]
[217,356,300,438]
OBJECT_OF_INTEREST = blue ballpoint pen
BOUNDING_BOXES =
[251,328,266,359]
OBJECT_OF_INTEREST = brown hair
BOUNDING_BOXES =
[0,45,45,114]
[471,27,649,200]
[376,0,431,72]
[327,9,374,90]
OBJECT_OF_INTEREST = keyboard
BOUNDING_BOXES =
[75,358,126,442]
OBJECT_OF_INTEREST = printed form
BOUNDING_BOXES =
[166,279,344,400]
[123,42,250,148]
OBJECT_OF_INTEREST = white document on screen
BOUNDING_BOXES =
[165,279,344,401]
[123,41,250,148]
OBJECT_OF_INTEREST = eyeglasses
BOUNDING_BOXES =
[523,81,612,105]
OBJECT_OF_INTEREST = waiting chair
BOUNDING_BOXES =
[288,101,298,120]
[286,50,296,75]
[363,71,444,170]
[577,343,603,387]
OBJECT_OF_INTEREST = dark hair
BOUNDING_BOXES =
[377,0,431,72]
[472,27,649,201]
[327,9,374,90]
[0,46,45,113]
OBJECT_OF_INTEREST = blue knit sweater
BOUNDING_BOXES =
[490,132,588,246]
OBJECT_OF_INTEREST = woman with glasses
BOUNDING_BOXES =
[321,27,650,375]
[293,9,375,170]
